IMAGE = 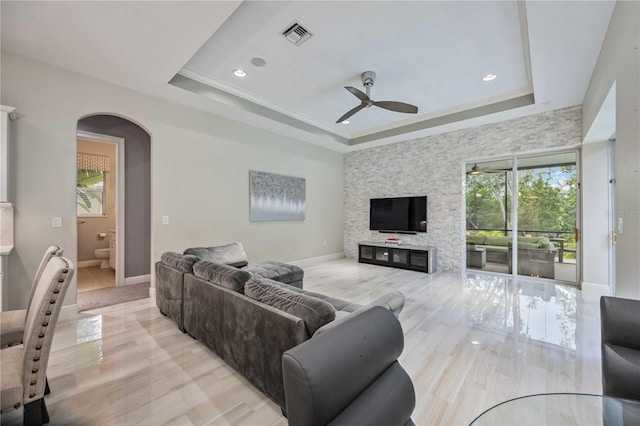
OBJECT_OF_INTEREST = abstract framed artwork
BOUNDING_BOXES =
[250,170,306,221]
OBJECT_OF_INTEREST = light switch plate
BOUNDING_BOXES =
[52,217,62,228]
[162,216,169,225]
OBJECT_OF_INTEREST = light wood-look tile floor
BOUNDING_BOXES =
[1,258,602,425]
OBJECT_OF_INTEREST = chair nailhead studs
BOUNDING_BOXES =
[50,300,56,304]
[34,356,40,362]
[63,269,68,273]
[46,311,51,315]
[57,279,64,283]
[13,403,20,409]
[35,345,41,350]
[32,368,38,373]
[31,380,37,385]
[7,342,13,347]
[53,289,60,293]
[29,393,35,398]
[42,322,48,327]
[38,333,45,338]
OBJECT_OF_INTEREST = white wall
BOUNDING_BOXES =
[1,52,344,310]
[581,141,610,288]
[582,1,640,299]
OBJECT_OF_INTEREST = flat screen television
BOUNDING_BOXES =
[370,196,427,233]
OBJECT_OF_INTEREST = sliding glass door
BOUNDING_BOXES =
[515,153,578,282]
[466,158,513,275]
[465,151,579,284]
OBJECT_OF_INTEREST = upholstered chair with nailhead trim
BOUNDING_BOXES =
[0,245,63,349]
[0,256,74,425]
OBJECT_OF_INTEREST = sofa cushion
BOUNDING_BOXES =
[245,277,335,335]
[242,261,304,284]
[537,237,553,250]
[480,245,508,253]
[266,280,361,312]
[185,242,249,268]
[466,235,486,245]
[193,260,252,292]
[517,236,538,244]
[483,235,510,246]
[161,252,199,273]
[518,242,542,249]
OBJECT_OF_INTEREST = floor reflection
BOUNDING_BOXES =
[464,272,577,350]
[76,314,103,343]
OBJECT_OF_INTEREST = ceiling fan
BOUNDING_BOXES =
[466,163,510,175]
[336,71,419,123]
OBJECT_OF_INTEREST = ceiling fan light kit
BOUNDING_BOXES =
[336,71,419,123]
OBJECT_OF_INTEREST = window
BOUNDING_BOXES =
[76,152,111,216]
[77,168,106,215]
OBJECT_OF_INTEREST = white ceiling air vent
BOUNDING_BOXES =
[282,22,313,46]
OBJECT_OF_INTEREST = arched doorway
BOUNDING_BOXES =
[75,114,151,311]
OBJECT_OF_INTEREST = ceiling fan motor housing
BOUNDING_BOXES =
[362,71,376,87]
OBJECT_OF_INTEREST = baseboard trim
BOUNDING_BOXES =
[581,281,611,299]
[77,260,101,268]
[124,274,151,286]
[289,252,345,268]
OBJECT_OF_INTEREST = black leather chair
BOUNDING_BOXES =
[282,306,415,426]
[600,296,640,401]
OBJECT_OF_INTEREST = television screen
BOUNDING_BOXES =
[370,196,427,232]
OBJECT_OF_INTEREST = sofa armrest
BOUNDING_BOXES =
[155,261,186,332]
[601,296,640,350]
[282,306,414,426]
[600,296,640,401]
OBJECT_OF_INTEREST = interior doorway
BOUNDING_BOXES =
[75,114,151,311]
[76,131,124,292]
[465,150,580,284]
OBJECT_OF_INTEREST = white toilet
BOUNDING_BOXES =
[95,248,111,269]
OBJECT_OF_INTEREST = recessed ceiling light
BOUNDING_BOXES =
[341,120,350,124]
[233,69,247,78]
[482,73,497,82]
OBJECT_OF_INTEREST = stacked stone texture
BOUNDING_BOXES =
[344,106,582,272]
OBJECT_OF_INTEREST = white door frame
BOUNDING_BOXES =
[76,130,125,287]
[608,139,616,294]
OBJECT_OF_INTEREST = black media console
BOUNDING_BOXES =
[358,241,437,273]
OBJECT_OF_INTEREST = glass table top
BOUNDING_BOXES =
[470,393,640,425]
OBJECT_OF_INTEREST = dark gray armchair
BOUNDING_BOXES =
[282,306,415,426]
[600,296,640,401]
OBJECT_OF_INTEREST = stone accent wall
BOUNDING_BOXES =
[344,106,582,272]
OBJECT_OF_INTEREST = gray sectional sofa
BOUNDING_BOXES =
[155,243,405,410]
[155,242,304,332]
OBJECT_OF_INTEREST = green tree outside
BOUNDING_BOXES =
[466,165,577,258]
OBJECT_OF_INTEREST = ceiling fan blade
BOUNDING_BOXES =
[336,104,366,123]
[373,101,418,114]
[345,86,369,102]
